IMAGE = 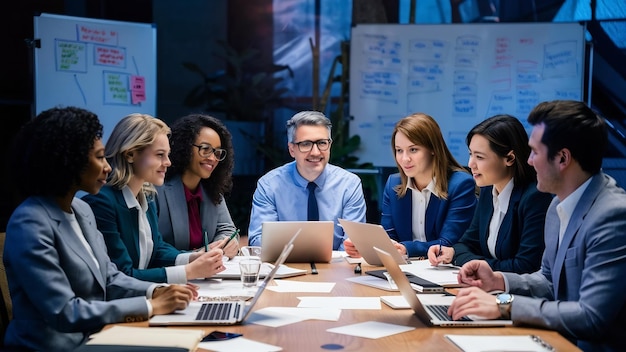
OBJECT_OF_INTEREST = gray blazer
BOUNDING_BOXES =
[156,176,236,251]
[503,173,626,351]
[4,196,152,352]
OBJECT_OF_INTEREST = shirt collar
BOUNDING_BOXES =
[492,178,514,214]
[291,161,327,190]
[122,185,147,212]
[184,184,203,203]
[406,177,438,197]
[556,176,593,217]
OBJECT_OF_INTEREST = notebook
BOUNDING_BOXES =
[261,221,334,263]
[338,219,409,266]
[374,246,512,327]
[149,231,298,326]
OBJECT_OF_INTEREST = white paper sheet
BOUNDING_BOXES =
[326,321,415,339]
[297,296,381,309]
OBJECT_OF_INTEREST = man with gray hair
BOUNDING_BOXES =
[247,111,367,250]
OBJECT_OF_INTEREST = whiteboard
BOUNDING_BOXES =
[349,23,586,167]
[34,13,156,141]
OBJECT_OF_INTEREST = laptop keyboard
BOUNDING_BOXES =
[196,302,233,321]
[427,305,471,321]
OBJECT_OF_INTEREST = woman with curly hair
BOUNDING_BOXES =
[4,107,194,351]
[83,113,225,284]
[156,114,239,258]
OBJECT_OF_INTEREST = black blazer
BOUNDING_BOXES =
[453,182,552,273]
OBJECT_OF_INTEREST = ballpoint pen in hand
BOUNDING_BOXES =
[220,229,240,250]
[203,231,209,252]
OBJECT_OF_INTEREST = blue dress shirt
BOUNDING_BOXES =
[248,161,367,250]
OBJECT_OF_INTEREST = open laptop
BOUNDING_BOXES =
[261,221,334,263]
[338,219,409,266]
[374,246,512,327]
[149,231,299,326]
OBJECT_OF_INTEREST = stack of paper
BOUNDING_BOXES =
[86,326,204,351]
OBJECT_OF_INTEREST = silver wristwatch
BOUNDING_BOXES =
[495,293,514,319]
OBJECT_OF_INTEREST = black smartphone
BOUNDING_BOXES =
[201,331,243,342]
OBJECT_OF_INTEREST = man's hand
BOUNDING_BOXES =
[447,286,502,321]
[343,238,361,258]
[457,260,505,292]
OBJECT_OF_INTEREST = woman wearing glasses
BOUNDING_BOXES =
[155,114,239,258]
[83,113,226,284]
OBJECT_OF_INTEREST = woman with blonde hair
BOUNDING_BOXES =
[345,113,477,258]
[5,107,194,351]
[84,113,225,284]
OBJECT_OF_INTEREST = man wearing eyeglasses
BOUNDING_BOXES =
[247,111,367,250]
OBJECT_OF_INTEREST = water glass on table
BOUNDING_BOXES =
[240,246,262,259]
[239,258,262,288]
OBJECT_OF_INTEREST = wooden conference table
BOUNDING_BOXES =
[110,259,580,351]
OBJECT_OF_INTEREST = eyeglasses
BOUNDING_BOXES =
[292,139,332,152]
[192,144,227,161]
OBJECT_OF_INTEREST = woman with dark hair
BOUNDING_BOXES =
[428,114,552,273]
[4,107,194,351]
[345,112,477,258]
[156,114,239,258]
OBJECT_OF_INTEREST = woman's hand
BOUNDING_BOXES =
[186,248,225,279]
[427,245,454,266]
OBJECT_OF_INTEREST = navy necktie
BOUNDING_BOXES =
[307,182,319,221]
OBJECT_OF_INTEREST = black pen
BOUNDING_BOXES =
[310,262,318,275]
[220,229,240,250]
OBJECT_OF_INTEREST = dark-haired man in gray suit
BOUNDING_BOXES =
[448,100,626,352]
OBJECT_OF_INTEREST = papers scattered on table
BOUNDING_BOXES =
[400,260,462,287]
[346,275,398,291]
[297,296,381,309]
[266,280,335,292]
[444,334,555,352]
[215,258,307,279]
[380,295,410,309]
[247,307,342,327]
[327,321,415,339]
[199,337,282,352]
[87,326,203,351]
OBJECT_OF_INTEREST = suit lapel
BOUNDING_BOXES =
[72,201,107,289]
[552,174,604,296]
[397,192,413,237]
[166,178,190,249]
[425,194,440,240]
[45,198,106,290]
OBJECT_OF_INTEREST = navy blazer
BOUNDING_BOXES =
[4,196,152,351]
[381,171,477,257]
[83,186,181,283]
[453,182,552,273]
[156,175,236,251]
